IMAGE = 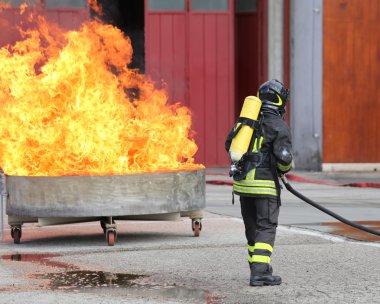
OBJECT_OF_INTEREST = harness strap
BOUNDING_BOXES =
[230,117,260,140]
[237,117,261,130]
[245,114,264,156]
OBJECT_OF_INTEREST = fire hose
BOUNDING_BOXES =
[280,174,380,237]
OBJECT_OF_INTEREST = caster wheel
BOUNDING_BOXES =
[106,230,116,246]
[101,219,115,234]
[192,219,202,237]
[193,222,200,237]
[12,228,21,244]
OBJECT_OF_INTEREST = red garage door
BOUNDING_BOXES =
[145,0,234,167]
[0,0,88,48]
[323,0,380,163]
[44,0,88,30]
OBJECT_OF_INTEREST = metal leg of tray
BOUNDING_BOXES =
[0,193,3,241]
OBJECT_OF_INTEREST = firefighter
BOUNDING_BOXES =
[225,79,293,286]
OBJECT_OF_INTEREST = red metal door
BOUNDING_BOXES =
[144,0,188,106]
[0,0,88,48]
[145,0,234,167]
[188,0,234,166]
[235,0,267,114]
[0,3,36,47]
[44,0,88,30]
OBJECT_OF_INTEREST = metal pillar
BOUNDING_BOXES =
[268,0,284,82]
[290,0,323,170]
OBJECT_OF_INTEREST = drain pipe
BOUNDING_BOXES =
[281,174,380,237]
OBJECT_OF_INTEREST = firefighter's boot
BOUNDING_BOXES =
[250,264,281,286]
[250,273,282,286]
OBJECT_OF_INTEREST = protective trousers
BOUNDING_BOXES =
[240,196,280,275]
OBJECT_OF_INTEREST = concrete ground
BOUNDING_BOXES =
[0,170,379,304]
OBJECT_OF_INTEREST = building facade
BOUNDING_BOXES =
[291,0,380,171]
[1,0,379,171]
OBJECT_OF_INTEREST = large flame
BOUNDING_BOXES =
[0,3,203,176]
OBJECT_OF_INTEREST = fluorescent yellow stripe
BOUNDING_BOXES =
[277,162,292,172]
[259,136,264,148]
[252,138,258,152]
[248,243,272,254]
[234,180,276,188]
[254,242,273,253]
[247,168,255,180]
[251,136,264,153]
[272,94,283,106]
[233,185,277,196]
[247,244,255,253]
[248,255,271,264]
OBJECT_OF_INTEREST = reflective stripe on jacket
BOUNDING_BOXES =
[233,169,278,196]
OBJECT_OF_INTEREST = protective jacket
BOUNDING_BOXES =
[225,110,292,199]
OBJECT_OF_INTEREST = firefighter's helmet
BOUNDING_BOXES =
[258,79,289,116]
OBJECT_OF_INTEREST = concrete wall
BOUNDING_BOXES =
[268,0,284,81]
[290,0,323,170]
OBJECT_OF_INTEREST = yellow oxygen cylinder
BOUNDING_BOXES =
[229,96,262,163]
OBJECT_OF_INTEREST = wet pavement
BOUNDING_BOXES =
[321,221,380,242]
[0,170,379,303]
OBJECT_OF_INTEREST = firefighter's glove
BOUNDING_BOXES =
[231,160,254,181]
[229,161,242,177]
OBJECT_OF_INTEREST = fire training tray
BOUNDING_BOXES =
[2,169,205,245]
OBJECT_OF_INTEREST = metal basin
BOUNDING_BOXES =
[5,169,205,218]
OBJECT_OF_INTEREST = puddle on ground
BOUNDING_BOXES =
[34,270,223,303]
[322,221,380,242]
[1,253,77,269]
[35,270,142,289]
[1,253,223,303]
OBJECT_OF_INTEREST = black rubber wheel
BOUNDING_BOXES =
[107,230,115,246]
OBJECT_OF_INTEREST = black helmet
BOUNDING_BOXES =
[258,79,289,116]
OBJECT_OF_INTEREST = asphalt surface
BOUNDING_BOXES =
[0,170,379,304]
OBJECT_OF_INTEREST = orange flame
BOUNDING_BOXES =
[0,0,11,12]
[88,0,103,16]
[0,4,203,176]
